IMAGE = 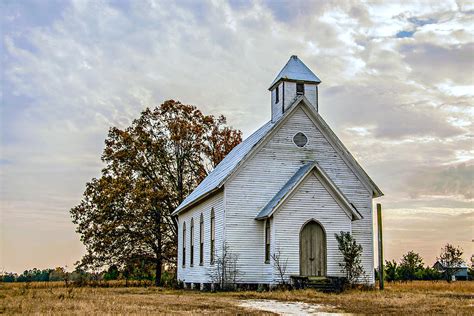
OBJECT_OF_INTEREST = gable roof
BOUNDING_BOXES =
[310,105,383,198]
[173,96,383,216]
[269,55,321,90]
[255,161,363,221]
[433,260,468,269]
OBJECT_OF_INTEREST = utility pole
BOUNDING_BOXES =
[377,203,384,290]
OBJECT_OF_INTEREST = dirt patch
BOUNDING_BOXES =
[239,299,349,315]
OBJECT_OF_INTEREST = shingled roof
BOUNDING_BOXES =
[269,55,321,90]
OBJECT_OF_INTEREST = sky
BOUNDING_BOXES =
[1,0,473,273]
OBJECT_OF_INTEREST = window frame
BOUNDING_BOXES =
[210,208,215,265]
[296,83,305,95]
[199,213,204,266]
[275,84,279,103]
[293,132,308,148]
[182,222,186,267]
[265,219,271,264]
[190,217,194,266]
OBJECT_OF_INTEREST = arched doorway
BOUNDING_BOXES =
[300,221,327,276]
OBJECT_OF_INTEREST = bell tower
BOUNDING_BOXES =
[269,55,321,122]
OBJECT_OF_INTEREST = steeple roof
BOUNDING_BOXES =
[269,55,321,90]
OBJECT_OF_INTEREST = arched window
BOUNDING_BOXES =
[210,208,215,264]
[199,213,204,265]
[182,222,186,267]
[190,218,194,266]
[265,219,271,263]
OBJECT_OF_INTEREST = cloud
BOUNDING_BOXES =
[1,0,473,272]
[408,162,474,199]
[401,42,474,85]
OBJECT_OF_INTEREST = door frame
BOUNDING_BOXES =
[299,219,327,276]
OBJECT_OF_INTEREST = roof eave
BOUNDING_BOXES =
[268,78,321,91]
[314,164,363,221]
[172,186,223,216]
[300,103,383,199]
[372,187,384,198]
[255,213,270,220]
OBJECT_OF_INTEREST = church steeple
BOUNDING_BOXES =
[269,55,321,122]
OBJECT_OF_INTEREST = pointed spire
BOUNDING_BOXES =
[269,55,321,90]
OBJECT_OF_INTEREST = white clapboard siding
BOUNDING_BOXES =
[283,81,296,109]
[282,82,318,112]
[177,191,224,284]
[271,84,283,122]
[225,106,374,284]
[302,84,318,110]
[272,173,352,282]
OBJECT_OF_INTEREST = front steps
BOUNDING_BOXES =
[291,276,346,293]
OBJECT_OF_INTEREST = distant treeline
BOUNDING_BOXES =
[378,245,472,282]
[381,259,443,281]
[3,245,471,285]
[1,264,175,286]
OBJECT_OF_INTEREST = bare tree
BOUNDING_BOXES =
[271,248,289,286]
[208,241,241,290]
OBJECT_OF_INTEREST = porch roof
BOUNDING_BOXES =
[255,161,363,221]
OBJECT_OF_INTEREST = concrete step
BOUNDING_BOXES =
[290,276,346,292]
[307,277,331,284]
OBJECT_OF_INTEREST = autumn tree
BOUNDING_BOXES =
[71,100,241,285]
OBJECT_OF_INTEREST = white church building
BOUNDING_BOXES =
[172,55,383,287]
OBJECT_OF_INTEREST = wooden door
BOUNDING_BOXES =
[300,221,326,276]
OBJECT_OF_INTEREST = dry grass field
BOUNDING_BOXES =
[1,281,473,315]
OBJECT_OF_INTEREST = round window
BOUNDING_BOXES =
[293,132,308,147]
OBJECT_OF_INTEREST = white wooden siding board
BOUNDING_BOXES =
[303,84,317,110]
[283,82,297,112]
[271,84,283,122]
[225,107,374,284]
[177,191,224,284]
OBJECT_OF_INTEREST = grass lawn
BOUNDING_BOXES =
[1,281,473,314]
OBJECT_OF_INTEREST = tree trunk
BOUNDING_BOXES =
[155,257,162,286]
[155,230,163,286]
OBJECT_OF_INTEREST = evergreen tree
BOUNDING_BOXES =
[335,231,365,284]
[398,251,424,281]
